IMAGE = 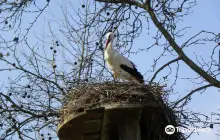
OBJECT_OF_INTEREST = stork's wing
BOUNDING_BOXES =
[120,63,144,83]
[116,54,144,83]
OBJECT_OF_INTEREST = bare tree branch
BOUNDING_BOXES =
[173,84,213,107]
[150,57,182,84]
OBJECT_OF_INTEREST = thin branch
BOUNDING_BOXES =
[150,57,181,84]
[173,84,213,107]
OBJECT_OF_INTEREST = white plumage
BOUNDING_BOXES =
[104,32,144,83]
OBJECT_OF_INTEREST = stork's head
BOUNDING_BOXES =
[105,32,116,49]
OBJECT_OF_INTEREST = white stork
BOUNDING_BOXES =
[104,32,144,84]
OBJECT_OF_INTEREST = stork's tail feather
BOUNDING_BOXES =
[136,72,144,84]
[134,71,144,84]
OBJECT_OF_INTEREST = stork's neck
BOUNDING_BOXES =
[106,41,112,48]
[105,41,114,51]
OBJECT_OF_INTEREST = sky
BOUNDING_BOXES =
[1,0,220,139]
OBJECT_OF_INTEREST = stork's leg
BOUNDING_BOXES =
[113,72,118,79]
[113,71,120,82]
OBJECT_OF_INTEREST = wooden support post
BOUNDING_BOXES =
[100,105,143,140]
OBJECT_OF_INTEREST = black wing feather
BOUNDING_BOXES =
[120,61,144,83]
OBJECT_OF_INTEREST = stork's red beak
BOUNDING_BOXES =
[105,37,110,49]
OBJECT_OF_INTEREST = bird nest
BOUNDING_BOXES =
[59,82,185,140]
[61,82,165,115]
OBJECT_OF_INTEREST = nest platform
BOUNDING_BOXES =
[57,82,185,140]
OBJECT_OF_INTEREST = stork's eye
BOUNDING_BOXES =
[114,35,116,37]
